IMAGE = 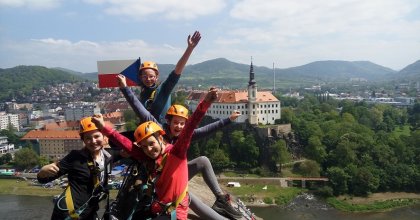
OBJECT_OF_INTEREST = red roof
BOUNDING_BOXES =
[187,90,279,103]
[21,130,81,140]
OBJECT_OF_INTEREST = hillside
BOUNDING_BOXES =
[397,60,420,81]
[0,65,86,101]
[178,58,397,89]
[1,58,416,100]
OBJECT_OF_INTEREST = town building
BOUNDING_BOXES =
[64,103,101,121]
[0,112,20,131]
[186,61,281,125]
[0,136,15,154]
[21,130,82,160]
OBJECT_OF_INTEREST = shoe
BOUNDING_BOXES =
[212,194,243,220]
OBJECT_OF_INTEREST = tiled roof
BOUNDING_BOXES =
[21,130,81,140]
[187,90,279,103]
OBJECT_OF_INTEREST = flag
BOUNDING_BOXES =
[97,58,141,88]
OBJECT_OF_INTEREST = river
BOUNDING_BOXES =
[0,194,419,220]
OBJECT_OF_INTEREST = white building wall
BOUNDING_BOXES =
[188,101,281,125]
[0,114,20,131]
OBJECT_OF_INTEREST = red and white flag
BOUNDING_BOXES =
[97,59,141,88]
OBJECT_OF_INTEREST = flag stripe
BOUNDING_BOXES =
[97,59,141,88]
[97,74,138,88]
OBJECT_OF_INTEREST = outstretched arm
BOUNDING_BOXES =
[174,31,201,75]
[37,162,60,183]
[191,110,241,141]
[117,74,161,126]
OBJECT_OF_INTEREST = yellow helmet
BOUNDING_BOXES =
[79,117,98,134]
[140,61,158,72]
[134,121,165,143]
[166,105,189,120]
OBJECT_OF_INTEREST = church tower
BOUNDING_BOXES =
[248,58,258,125]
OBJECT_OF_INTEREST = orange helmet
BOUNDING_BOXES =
[79,117,98,134]
[140,61,159,72]
[166,105,189,120]
[134,121,165,143]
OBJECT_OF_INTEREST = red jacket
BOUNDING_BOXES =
[102,100,211,219]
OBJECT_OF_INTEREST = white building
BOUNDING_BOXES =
[187,61,281,125]
[0,136,15,154]
[64,103,100,121]
[0,112,20,131]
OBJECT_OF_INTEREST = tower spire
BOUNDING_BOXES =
[249,56,256,86]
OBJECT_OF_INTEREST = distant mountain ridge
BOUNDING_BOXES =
[1,58,419,102]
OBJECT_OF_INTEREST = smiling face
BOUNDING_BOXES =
[140,69,158,87]
[138,134,163,159]
[168,115,187,137]
[82,130,104,154]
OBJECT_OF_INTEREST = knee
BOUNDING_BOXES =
[197,156,211,166]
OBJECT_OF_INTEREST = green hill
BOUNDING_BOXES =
[0,65,86,101]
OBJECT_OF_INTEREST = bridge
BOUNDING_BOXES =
[218,176,329,188]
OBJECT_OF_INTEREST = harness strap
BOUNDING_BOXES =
[63,150,107,219]
[166,185,188,216]
[64,186,78,219]
[144,87,158,110]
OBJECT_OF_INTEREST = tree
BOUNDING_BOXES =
[305,136,327,163]
[208,148,231,171]
[326,166,350,195]
[294,160,320,177]
[13,148,39,171]
[38,155,50,167]
[0,153,13,164]
[268,139,291,172]
[351,166,380,196]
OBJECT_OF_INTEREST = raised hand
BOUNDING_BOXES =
[116,74,127,88]
[204,87,218,103]
[187,31,201,48]
[229,110,241,121]
[91,114,105,130]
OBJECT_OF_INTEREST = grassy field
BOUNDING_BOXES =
[0,179,118,197]
[225,183,304,205]
[327,193,420,212]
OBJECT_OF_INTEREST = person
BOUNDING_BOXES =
[137,31,201,124]
[92,88,217,220]
[37,117,114,220]
[117,74,242,219]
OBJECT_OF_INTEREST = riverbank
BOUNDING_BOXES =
[328,192,420,212]
[2,178,419,214]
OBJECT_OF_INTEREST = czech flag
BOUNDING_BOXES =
[97,58,141,88]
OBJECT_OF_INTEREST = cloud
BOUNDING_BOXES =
[207,0,420,69]
[83,0,226,20]
[0,0,61,10]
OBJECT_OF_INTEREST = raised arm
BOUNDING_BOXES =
[117,74,161,126]
[174,31,201,75]
[172,88,217,158]
[37,162,60,183]
[91,114,146,161]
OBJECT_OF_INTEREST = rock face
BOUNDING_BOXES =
[188,176,262,220]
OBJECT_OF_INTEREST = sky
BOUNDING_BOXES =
[0,0,420,73]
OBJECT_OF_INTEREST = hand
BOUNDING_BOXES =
[116,74,127,88]
[38,162,60,178]
[204,87,218,103]
[229,110,241,121]
[187,31,201,48]
[91,114,105,130]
